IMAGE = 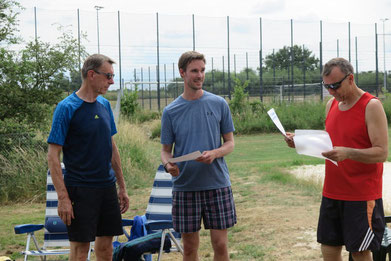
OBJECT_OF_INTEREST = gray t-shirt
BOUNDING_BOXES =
[161,91,235,192]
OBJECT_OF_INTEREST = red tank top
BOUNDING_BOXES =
[323,92,383,201]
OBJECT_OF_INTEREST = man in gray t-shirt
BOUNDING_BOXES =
[161,51,236,260]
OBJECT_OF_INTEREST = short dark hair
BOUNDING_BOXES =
[322,57,354,77]
[178,51,206,72]
[81,54,115,80]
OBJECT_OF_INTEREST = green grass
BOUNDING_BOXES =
[2,129,391,259]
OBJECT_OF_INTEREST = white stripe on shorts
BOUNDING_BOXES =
[358,228,374,252]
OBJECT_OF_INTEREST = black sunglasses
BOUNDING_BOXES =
[322,74,351,90]
[94,70,115,80]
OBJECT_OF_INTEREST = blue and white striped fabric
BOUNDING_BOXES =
[145,165,182,255]
[146,165,173,221]
[44,163,70,248]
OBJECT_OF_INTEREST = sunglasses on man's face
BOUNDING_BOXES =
[94,70,115,80]
[322,73,351,90]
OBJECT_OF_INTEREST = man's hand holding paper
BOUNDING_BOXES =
[195,150,217,164]
[267,108,337,165]
[321,146,350,162]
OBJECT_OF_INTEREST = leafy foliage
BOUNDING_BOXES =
[229,78,249,115]
[121,86,140,118]
[0,0,22,44]
[0,1,88,154]
[264,45,319,71]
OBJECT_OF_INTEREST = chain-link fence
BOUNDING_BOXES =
[14,7,391,111]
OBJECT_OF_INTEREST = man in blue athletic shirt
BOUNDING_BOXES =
[161,51,236,261]
[47,54,129,261]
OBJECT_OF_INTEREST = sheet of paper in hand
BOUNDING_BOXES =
[267,108,287,137]
[168,151,202,163]
[293,129,337,166]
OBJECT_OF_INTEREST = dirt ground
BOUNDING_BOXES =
[153,173,351,260]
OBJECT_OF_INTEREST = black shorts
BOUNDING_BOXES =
[66,185,123,242]
[317,196,385,252]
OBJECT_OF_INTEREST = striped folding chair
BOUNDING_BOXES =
[114,165,183,261]
[145,164,183,258]
[14,164,93,261]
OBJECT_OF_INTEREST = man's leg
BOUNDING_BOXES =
[210,229,229,261]
[182,231,200,261]
[70,241,90,261]
[94,236,114,261]
[351,250,372,261]
[321,244,343,261]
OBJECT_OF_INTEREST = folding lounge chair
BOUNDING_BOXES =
[14,164,93,261]
[113,165,183,261]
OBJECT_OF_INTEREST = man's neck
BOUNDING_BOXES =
[76,83,98,102]
[340,86,365,108]
[182,88,204,101]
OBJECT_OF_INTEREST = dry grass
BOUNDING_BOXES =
[1,131,353,260]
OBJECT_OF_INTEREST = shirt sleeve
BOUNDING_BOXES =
[47,102,71,146]
[160,108,174,145]
[220,99,235,134]
[106,101,117,136]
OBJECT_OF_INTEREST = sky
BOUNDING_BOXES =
[17,0,391,24]
[13,0,391,89]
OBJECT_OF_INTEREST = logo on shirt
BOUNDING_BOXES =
[206,111,214,116]
[94,114,100,119]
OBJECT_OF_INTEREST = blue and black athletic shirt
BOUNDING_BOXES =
[47,92,117,187]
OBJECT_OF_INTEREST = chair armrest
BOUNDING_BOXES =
[145,220,173,230]
[122,218,134,227]
[14,224,44,234]
[45,217,67,233]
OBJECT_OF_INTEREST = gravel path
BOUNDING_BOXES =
[289,162,391,213]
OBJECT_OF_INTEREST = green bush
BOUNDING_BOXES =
[134,110,161,123]
[382,94,391,124]
[121,87,139,118]
[227,79,327,134]
[229,79,250,115]
[150,121,162,139]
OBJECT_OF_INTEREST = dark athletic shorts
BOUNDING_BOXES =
[66,185,123,242]
[172,186,237,233]
[317,196,385,252]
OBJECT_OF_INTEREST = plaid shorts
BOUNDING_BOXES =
[172,186,237,233]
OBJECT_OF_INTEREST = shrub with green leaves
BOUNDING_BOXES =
[121,87,140,118]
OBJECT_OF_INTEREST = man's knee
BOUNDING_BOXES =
[351,250,372,261]
[94,236,113,260]
[70,242,91,261]
[182,232,200,256]
[211,237,228,253]
[321,244,343,261]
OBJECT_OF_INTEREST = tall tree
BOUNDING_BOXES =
[0,0,88,150]
[264,45,319,71]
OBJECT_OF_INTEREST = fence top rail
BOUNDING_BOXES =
[124,81,184,85]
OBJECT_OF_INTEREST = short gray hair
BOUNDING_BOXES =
[81,54,116,80]
[322,57,354,77]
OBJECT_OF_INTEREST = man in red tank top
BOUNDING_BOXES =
[285,58,388,261]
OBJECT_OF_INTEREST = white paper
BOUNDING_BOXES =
[293,129,338,166]
[267,108,287,137]
[168,151,202,163]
